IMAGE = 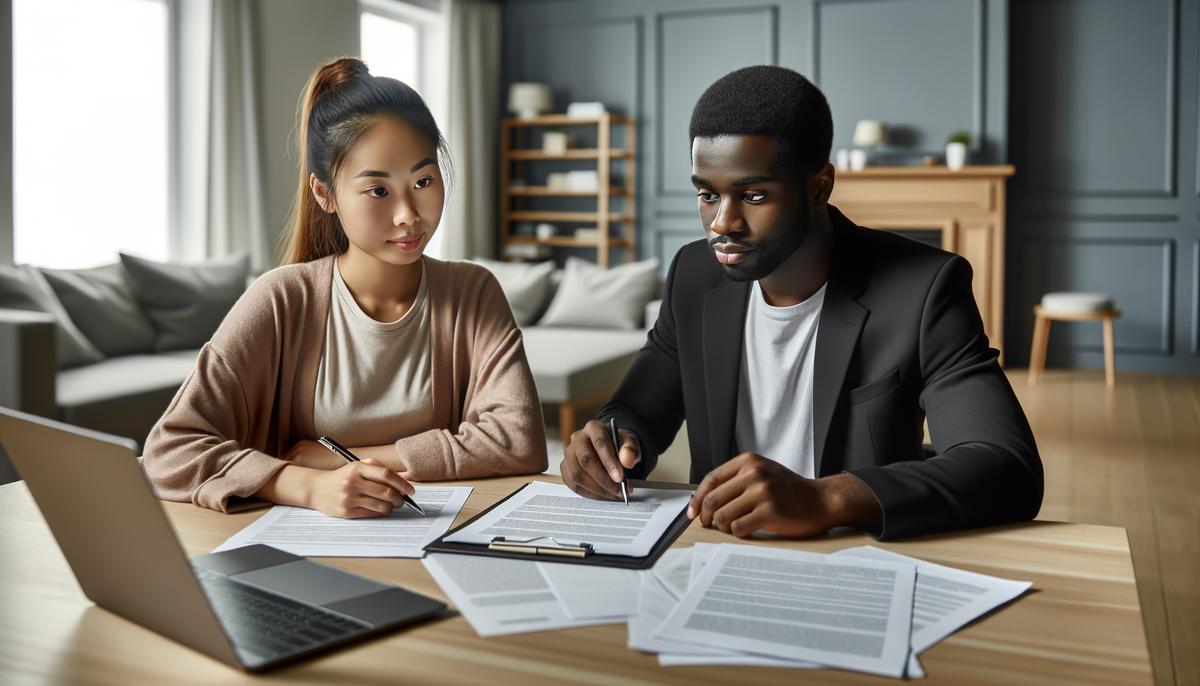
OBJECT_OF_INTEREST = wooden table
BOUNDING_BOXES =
[0,475,1152,685]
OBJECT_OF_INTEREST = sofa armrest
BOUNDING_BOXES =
[644,299,663,330]
[0,309,58,418]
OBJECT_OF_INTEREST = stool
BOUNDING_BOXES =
[1028,292,1121,387]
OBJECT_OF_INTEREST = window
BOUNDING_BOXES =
[13,0,170,269]
[359,0,448,257]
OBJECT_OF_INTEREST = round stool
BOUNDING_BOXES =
[1028,292,1121,387]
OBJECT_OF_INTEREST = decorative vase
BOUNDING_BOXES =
[945,142,968,171]
[849,149,867,171]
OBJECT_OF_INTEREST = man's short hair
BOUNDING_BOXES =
[689,65,833,173]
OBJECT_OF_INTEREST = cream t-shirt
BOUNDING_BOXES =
[313,259,433,446]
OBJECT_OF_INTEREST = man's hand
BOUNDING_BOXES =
[690,452,881,538]
[561,419,641,500]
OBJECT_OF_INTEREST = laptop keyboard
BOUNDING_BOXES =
[194,568,369,663]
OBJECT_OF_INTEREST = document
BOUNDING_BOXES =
[422,554,597,636]
[630,545,820,669]
[537,563,641,621]
[213,486,471,557]
[650,546,693,598]
[442,481,692,557]
[655,543,916,678]
[833,545,1032,653]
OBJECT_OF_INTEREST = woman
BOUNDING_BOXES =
[144,57,546,516]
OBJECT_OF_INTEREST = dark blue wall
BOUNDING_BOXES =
[502,0,1200,374]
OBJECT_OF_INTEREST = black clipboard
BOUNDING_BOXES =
[422,482,692,570]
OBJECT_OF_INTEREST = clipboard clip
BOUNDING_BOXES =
[488,536,594,558]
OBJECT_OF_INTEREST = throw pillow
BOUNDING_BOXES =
[119,252,250,352]
[470,257,556,326]
[538,257,661,330]
[0,264,105,368]
[42,263,158,356]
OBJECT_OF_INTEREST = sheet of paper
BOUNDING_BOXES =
[422,554,601,636]
[689,541,719,585]
[655,543,916,678]
[833,545,1032,653]
[628,547,821,668]
[537,562,641,621]
[213,486,471,557]
[443,481,692,557]
[651,546,694,598]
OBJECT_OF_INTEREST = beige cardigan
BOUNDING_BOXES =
[143,255,548,512]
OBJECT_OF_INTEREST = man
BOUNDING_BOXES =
[560,65,1042,540]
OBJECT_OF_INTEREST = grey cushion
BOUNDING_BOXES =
[57,350,200,446]
[1041,292,1115,314]
[522,327,647,402]
[471,257,556,326]
[0,264,104,368]
[42,263,157,356]
[120,252,250,351]
[539,257,661,329]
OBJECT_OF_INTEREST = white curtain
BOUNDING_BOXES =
[173,0,269,270]
[439,0,500,260]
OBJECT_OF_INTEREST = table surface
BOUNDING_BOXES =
[0,474,1153,685]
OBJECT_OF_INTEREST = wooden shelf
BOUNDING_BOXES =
[505,114,634,127]
[500,114,638,267]
[506,186,626,197]
[508,149,634,160]
[506,236,634,248]
[507,211,634,223]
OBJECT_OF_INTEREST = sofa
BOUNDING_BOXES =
[0,253,662,485]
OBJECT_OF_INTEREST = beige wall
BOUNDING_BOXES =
[251,0,360,263]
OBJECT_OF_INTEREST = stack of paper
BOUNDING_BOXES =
[630,543,1031,679]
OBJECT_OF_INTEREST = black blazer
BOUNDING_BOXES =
[601,205,1042,539]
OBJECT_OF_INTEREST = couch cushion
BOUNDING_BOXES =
[56,350,199,447]
[120,251,249,352]
[539,257,661,329]
[0,264,104,368]
[522,327,647,403]
[42,263,157,356]
[471,257,556,326]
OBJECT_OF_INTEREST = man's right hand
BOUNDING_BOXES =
[561,419,641,500]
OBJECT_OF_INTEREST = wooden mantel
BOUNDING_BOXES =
[829,165,1015,358]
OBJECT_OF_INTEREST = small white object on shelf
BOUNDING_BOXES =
[565,170,599,192]
[535,223,556,240]
[546,172,569,190]
[508,83,552,119]
[543,131,569,155]
[503,243,550,260]
[835,149,850,171]
[566,102,607,118]
[849,149,867,171]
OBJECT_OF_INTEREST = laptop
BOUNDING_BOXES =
[0,406,447,672]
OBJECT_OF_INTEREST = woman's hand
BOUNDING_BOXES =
[306,458,415,518]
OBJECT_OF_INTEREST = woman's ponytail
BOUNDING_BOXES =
[279,58,368,265]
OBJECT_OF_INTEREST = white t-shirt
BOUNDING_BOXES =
[734,280,827,478]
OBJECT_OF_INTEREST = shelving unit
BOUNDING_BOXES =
[498,114,637,267]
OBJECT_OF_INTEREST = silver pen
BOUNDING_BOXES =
[609,417,628,505]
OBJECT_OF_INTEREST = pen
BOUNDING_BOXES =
[609,418,628,505]
[317,436,425,515]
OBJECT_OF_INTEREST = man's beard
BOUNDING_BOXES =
[712,216,807,282]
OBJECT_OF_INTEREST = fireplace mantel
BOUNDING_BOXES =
[829,165,1015,358]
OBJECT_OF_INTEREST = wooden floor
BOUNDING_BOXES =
[1008,368,1199,686]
